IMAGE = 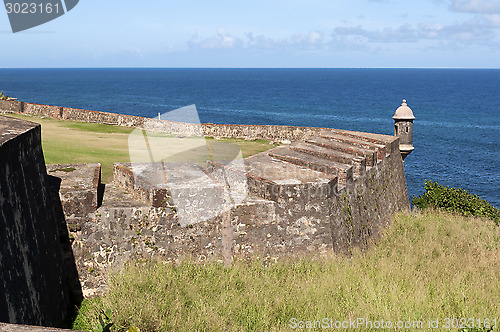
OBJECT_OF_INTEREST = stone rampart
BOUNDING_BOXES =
[0,99,411,298]
[68,128,409,297]
[0,99,373,142]
[0,100,23,113]
[0,116,76,327]
[331,148,408,252]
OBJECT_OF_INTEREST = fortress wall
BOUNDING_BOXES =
[1,100,343,141]
[225,145,409,257]
[201,123,323,141]
[0,116,73,327]
[0,100,410,296]
[113,163,174,208]
[73,148,409,292]
[0,100,23,113]
[0,100,404,146]
[332,149,410,253]
[24,103,62,119]
[61,107,143,127]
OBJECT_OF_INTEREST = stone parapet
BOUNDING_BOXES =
[46,164,101,231]
[0,100,409,301]
[0,99,398,144]
[0,100,23,113]
[0,116,77,327]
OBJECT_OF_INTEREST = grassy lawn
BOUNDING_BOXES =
[73,210,500,332]
[4,114,277,182]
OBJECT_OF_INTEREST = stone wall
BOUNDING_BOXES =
[0,99,411,298]
[1,99,335,141]
[331,148,409,253]
[68,130,409,297]
[0,100,23,113]
[69,145,409,295]
[0,100,409,147]
[0,116,77,327]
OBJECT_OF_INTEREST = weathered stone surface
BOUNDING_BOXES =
[0,323,84,331]
[68,126,409,295]
[46,164,101,232]
[0,116,77,327]
[292,141,366,177]
[306,136,378,166]
[24,103,62,118]
[71,187,279,296]
[0,100,411,300]
[0,100,22,113]
[331,148,409,253]
[268,145,353,183]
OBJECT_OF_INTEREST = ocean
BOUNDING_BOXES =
[1,68,499,208]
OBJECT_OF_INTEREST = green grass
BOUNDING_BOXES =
[73,210,500,332]
[4,114,277,182]
[60,121,135,134]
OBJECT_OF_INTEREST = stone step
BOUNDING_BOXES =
[320,132,386,162]
[328,129,399,156]
[268,146,353,185]
[329,129,392,144]
[291,141,366,177]
[305,136,377,166]
[46,163,101,215]
[208,151,337,202]
[100,182,152,209]
[113,162,231,226]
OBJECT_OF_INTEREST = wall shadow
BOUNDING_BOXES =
[47,175,84,328]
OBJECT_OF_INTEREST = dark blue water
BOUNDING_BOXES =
[1,68,499,208]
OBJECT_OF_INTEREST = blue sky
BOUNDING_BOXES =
[1,0,500,68]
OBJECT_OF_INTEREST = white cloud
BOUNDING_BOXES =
[289,31,325,48]
[186,5,500,56]
[418,23,444,38]
[330,34,370,52]
[189,30,325,51]
[450,0,500,13]
[439,20,495,41]
[333,24,419,43]
[245,32,287,50]
[484,13,500,26]
[332,16,496,47]
[189,29,243,50]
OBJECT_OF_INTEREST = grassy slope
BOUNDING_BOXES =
[74,210,500,332]
[4,114,277,182]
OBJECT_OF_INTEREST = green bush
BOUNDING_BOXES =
[412,180,500,225]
